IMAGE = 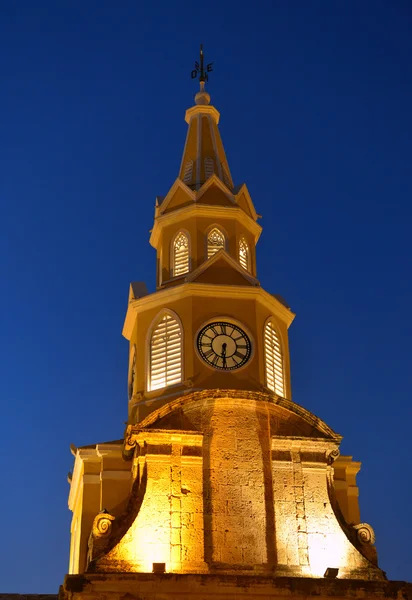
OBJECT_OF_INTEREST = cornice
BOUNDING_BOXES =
[185,104,220,124]
[271,437,341,453]
[96,443,123,458]
[150,203,262,247]
[130,389,341,443]
[122,283,296,340]
[122,282,295,339]
[68,447,101,511]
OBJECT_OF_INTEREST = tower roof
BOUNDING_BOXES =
[178,79,233,190]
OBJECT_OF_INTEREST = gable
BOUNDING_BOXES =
[187,251,258,287]
[236,190,254,218]
[197,184,233,207]
[194,258,256,286]
[162,186,194,214]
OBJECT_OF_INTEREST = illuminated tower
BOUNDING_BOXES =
[62,49,405,600]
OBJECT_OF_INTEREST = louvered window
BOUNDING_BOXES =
[173,231,189,276]
[264,321,284,397]
[239,237,250,271]
[205,157,214,179]
[222,162,231,187]
[149,313,182,391]
[183,160,193,184]
[207,227,225,259]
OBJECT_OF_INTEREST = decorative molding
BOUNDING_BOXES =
[150,199,262,247]
[326,447,340,464]
[123,281,296,340]
[354,523,376,545]
[92,511,115,539]
[127,389,342,443]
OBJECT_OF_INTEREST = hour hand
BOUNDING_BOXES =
[221,342,227,368]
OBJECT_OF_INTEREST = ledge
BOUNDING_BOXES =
[62,573,412,599]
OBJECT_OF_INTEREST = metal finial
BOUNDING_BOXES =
[191,44,213,88]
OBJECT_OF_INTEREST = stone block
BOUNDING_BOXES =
[298,547,309,566]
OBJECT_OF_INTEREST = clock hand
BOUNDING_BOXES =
[221,342,227,368]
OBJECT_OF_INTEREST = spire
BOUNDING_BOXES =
[179,46,234,190]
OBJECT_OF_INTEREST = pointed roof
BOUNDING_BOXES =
[179,83,234,191]
[186,249,259,287]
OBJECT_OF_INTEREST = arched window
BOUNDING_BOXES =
[264,320,284,397]
[172,231,189,276]
[207,227,225,259]
[149,312,183,391]
[182,159,193,184]
[205,156,214,179]
[128,344,136,400]
[238,237,250,271]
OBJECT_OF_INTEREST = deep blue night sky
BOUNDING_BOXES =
[1,1,411,592]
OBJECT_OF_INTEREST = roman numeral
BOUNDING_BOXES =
[234,350,245,359]
[220,323,227,334]
[204,349,214,358]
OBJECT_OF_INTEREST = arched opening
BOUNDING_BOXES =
[238,237,250,271]
[149,312,183,391]
[172,231,190,276]
[264,320,284,397]
[207,227,225,259]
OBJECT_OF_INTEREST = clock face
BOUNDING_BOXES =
[197,321,252,370]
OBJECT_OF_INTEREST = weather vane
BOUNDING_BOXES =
[191,44,213,83]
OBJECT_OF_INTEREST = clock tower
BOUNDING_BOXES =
[122,73,293,426]
[62,51,407,600]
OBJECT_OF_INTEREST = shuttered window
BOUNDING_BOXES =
[173,231,189,276]
[183,160,193,184]
[222,162,231,188]
[239,237,250,271]
[264,321,284,397]
[149,313,182,391]
[205,157,214,179]
[207,227,225,259]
